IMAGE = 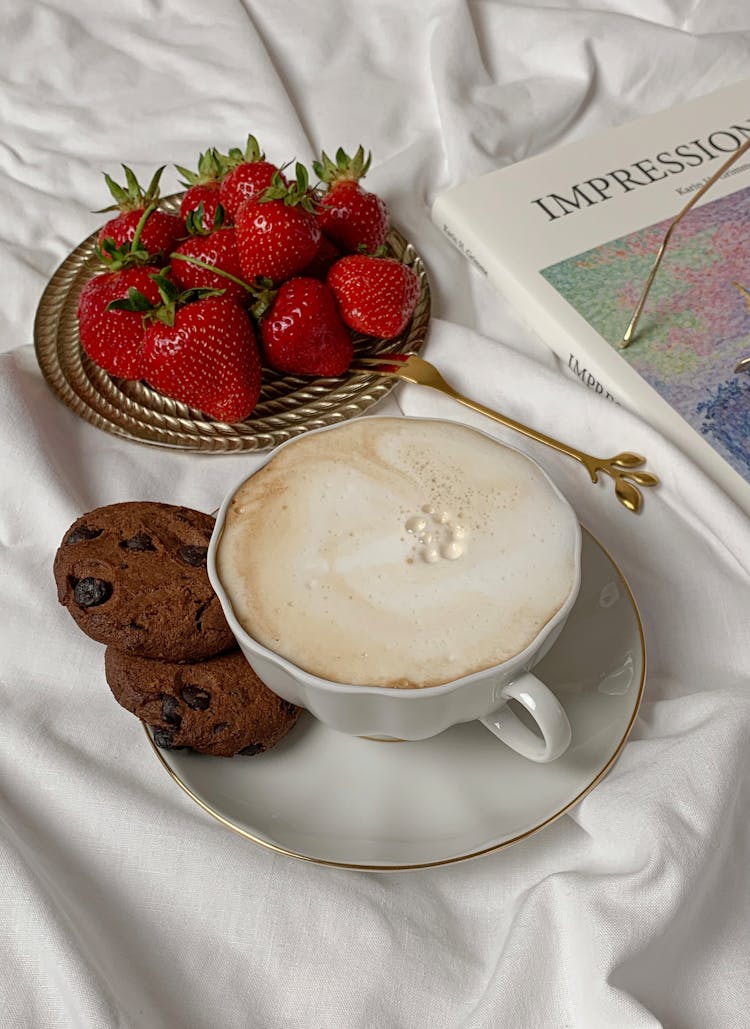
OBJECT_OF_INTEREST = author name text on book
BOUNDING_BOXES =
[440,223,488,275]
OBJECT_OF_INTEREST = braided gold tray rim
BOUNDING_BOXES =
[33,196,431,453]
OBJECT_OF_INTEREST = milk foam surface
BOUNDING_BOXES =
[217,418,579,688]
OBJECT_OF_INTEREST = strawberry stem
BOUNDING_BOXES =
[130,203,157,252]
[170,252,254,292]
[248,279,277,320]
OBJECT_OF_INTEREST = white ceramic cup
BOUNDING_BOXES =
[208,419,580,762]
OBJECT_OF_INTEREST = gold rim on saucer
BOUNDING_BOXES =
[33,197,431,453]
[142,526,646,871]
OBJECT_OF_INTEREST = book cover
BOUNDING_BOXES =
[431,78,750,514]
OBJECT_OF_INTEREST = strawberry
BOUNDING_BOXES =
[141,288,262,422]
[327,254,420,339]
[312,146,390,253]
[170,228,249,305]
[176,149,227,231]
[77,267,161,379]
[97,165,185,261]
[219,135,285,220]
[299,233,341,280]
[78,210,165,378]
[180,184,223,232]
[257,277,353,376]
[234,164,321,284]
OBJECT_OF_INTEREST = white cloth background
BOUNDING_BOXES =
[2,2,750,1026]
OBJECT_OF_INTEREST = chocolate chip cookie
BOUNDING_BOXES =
[54,502,235,661]
[104,646,302,757]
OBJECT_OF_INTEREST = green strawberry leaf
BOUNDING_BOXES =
[184,201,225,236]
[94,203,158,269]
[243,134,262,163]
[184,203,207,236]
[107,286,158,313]
[123,165,141,198]
[313,145,371,185]
[223,135,264,172]
[176,149,225,187]
[101,173,130,209]
[143,165,165,204]
[248,277,278,320]
[175,163,198,187]
[96,166,164,213]
[259,163,318,212]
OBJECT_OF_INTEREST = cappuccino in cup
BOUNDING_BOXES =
[215,418,579,690]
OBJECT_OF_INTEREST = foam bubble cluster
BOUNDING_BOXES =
[405,508,467,563]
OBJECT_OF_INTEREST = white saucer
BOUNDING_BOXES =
[145,528,645,870]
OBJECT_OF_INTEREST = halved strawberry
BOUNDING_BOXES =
[327,254,420,339]
[141,287,262,422]
[97,165,185,261]
[235,165,321,284]
[219,135,285,220]
[257,277,353,377]
[313,146,390,253]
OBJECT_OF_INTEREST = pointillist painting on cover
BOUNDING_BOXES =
[540,183,750,481]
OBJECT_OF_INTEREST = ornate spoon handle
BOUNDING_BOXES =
[442,386,659,513]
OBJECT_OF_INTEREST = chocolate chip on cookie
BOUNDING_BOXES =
[53,502,235,661]
[66,524,103,545]
[72,576,112,608]
[104,647,302,757]
[120,533,156,552]
[177,545,208,567]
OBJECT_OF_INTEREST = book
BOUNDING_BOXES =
[431,78,750,515]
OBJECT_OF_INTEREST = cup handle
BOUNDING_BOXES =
[479,672,572,763]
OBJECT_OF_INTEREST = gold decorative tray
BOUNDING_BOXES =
[33,197,430,453]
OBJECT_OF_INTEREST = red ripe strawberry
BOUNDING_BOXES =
[299,233,341,280]
[97,165,185,261]
[170,228,249,305]
[176,149,227,231]
[180,183,223,231]
[312,146,390,253]
[259,277,353,376]
[142,294,262,422]
[235,164,321,285]
[77,267,161,379]
[219,135,284,220]
[327,254,420,339]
